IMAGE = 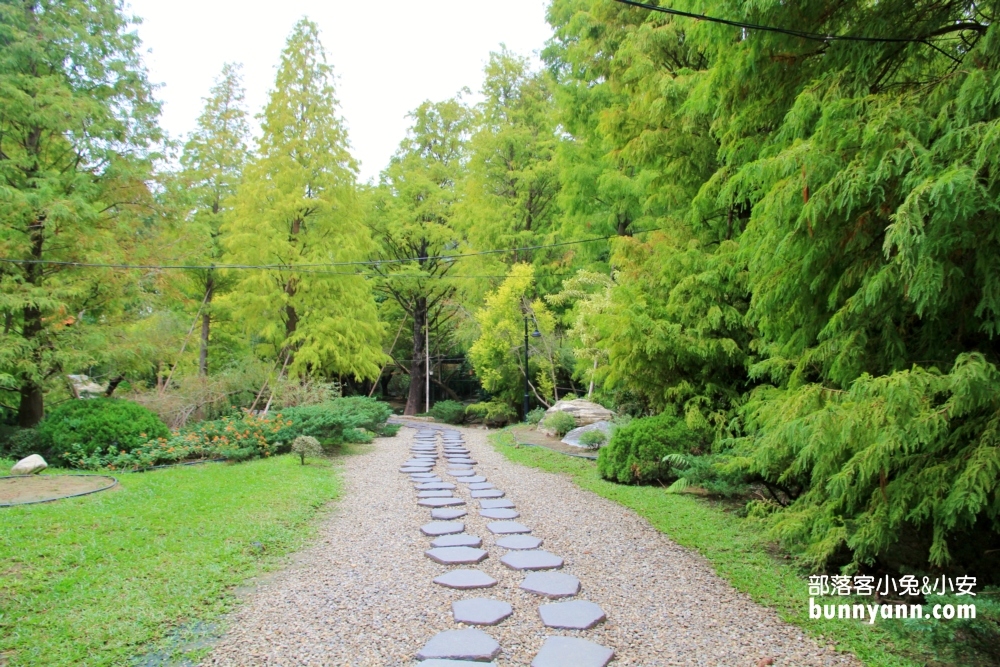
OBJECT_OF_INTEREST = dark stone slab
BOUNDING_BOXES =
[452,598,513,626]
[421,521,465,536]
[520,572,581,598]
[431,507,467,520]
[479,498,515,509]
[418,661,497,667]
[447,459,476,465]
[400,467,432,473]
[410,472,437,479]
[417,490,454,498]
[471,489,504,499]
[411,476,443,484]
[458,476,487,484]
[416,482,457,490]
[449,469,476,477]
[431,533,483,548]
[500,550,563,570]
[487,521,530,534]
[468,482,494,490]
[406,459,436,466]
[418,497,466,507]
[530,636,614,667]
[433,569,498,590]
[447,464,473,471]
[538,600,606,629]
[479,508,518,520]
[496,535,542,550]
[425,546,488,565]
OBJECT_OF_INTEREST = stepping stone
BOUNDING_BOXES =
[472,489,504,499]
[480,499,514,509]
[400,467,432,473]
[487,521,530,534]
[538,600,606,629]
[468,482,494,490]
[410,472,438,479]
[448,464,473,470]
[412,476,443,484]
[520,572,581,598]
[418,490,454,498]
[425,546,488,565]
[501,550,563,570]
[447,460,476,466]
[432,533,483,548]
[496,535,542,550]
[419,497,466,507]
[433,569,497,590]
[530,636,614,667]
[480,508,518,519]
[419,661,496,667]
[421,521,465,536]
[449,469,476,477]
[431,507,467,520]
[458,476,487,484]
[452,598,513,626]
[416,482,457,490]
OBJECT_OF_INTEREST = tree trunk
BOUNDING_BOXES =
[404,297,427,415]
[17,217,46,427]
[198,273,214,376]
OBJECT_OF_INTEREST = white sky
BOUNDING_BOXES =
[127,0,554,183]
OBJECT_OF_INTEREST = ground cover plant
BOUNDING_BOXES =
[0,453,344,667]
[492,431,999,667]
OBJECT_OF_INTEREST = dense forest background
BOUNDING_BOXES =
[2,0,999,583]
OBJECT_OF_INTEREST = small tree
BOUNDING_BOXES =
[290,435,322,465]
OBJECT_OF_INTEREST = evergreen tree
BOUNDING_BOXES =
[223,18,382,380]
[0,0,161,425]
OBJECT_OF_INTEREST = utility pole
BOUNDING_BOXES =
[523,315,530,421]
[425,320,430,414]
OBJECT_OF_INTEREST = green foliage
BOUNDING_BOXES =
[578,429,606,448]
[38,399,169,461]
[526,407,546,425]
[0,427,51,461]
[429,400,466,424]
[276,397,393,446]
[465,400,517,426]
[597,413,702,484]
[291,435,322,464]
[542,411,576,437]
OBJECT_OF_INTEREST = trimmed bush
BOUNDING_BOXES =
[578,429,607,449]
[597,413,702,484]
[542,411,576,437]
[0,427,53,461]
[525,407,546,425]
[39,399,169,461]
[465,400,516,426]
[429,400,466,424]
[276,397,394,445]
[291,435,323,464]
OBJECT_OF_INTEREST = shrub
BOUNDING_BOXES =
[429,400,466,424]
[597,413,702,484]
[291,435,322,464]
[578,429,607,449]
[39,399,170,462]
[465,400,516,426]
[525,407,546,425]
[0,427,53,461]
[542,411,576,437]
[276,397,394,445]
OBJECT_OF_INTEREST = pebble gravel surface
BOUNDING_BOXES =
[202,424,860,666]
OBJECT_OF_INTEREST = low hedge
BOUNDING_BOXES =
[38,399,170,463]
[597,413,702,484]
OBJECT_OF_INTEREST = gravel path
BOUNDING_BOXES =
[203,424,860,666]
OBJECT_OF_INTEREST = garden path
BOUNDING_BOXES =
[202,424,859,666]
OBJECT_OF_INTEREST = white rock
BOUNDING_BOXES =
[539,399,614,436]
[562,420,612,448]
[11,454,47,475]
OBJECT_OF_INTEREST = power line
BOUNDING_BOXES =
[613,0,977,45]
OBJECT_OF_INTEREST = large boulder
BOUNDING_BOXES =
[561,420,612,448]
[11,454,47,475]
[539,399,614,436]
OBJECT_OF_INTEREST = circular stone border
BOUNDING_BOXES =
[0,474,118,507]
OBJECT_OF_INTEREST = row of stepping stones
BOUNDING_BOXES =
[401,426,614,666]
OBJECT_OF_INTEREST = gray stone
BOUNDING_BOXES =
[431,507,467,520]
[487,521,530,534]
[418,661,497,667]
[412,476,443,484]
[446,458,475,464]
[471,489,504,499]
[496,535,542,550]
[410,472,438,479]
[416,482,457,490]
[433,569,498,590]
[418,490,454,498]
[449,469,476,477]
[538,600,606,629]
[479,508,519,519]
[530,636,614,667]
[431,533,483,548]
[11,454,47,475]
[421,521,465,536]
[468,482,494,490]
[418,497,466,507]
[452,598,513,626]
[406,458,435,464]
[561,420,612,448]
[500,550,563,570]
[520,572,581,598]
[542,398,614,428]
[479,499,515,509]
[457,476,487,484]
[400,466,432,473]
[425,546,488,565]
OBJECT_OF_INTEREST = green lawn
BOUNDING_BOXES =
[0,453,345,667]
[490,432,926,667]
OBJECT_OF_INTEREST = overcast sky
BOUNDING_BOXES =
[126,0,553,183]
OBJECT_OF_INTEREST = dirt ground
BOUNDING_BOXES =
[0,474,116,505]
